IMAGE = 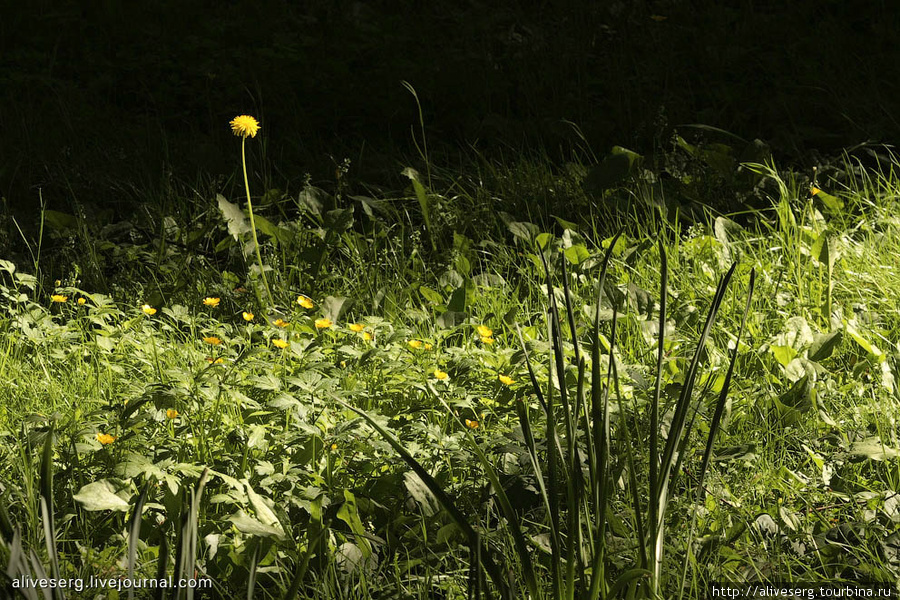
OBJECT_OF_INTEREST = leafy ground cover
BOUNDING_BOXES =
[1,128,899,598]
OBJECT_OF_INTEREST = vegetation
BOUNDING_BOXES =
[1,118,899,599]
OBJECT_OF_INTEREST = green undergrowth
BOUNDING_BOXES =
[1,147,900,598]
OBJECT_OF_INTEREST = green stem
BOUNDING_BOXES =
[241,138,272,306]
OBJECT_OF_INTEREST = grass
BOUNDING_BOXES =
[1,134,900,599]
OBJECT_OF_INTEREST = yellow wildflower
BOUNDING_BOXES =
[465,419,480,430]
[499,375,514,386]
[203,336,222,345]
[230,115,261,138]
[363,332,373,341]
[480,336,494,345]
[203,297,220,307]
[297,295,314,309]
[424,343,433,350]
[274,318,289,327]
[315,318,333,329]
[477,325,493,337]
[272,339,289,349]
[408,340,423,349]
[433,369,449,381]
[142,304,157,316]
[166,409,179,419]
[331,443,338,451]
[349,323,364,332]
[77,298,86,305]
[206,357,224,364]
[242,311,254,322]
[96,433,116,445]
[50,295,68,303]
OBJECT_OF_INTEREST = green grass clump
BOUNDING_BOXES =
[1,140,900,599]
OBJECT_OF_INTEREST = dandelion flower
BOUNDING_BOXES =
[166,409,179,419]
[349,323,364,332]
[363,332,373,341]
[96,433,116,445]
[142,304,157,316]
[480,336,494,345]
[297,295,314,309]
[499,375,514,386]
[272,339,289,349]
[433,369,449,381]
[477,325,493,337]
[77,298,86,305]
[203,297,220,307]
[242,311,254,322]
[230,115,261,138]
[315,318,333,329]
[465,419,479,429]
[408,340,423,349]
[203,336,222,345]
[274,318,289,327]
[51,295,68,303]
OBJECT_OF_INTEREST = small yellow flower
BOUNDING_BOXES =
[465,419,480,429]
[242,311,254,322]
[96,433,116,445]
[203,297,220,307]
[408,340,423,349]
[499,375,515,386]
[274,318,289,328]
[433,369,449,381]
[331,443,338,451]
[424,343,433,350]
[166,409,179,419]
[77,297,86,305]
[480,336,494,345]
[315,318,333,329]
[272,339,289,349]
[230,115,261,138]
[55,280,61,287]
[477,325,493,337]
[363,332,373,341]
[50,295,68,303]
[349,323,364,332]
[297,295,314,309]
[203,336,222,345]
[810,186,821,195]
[142,304,157,316]
[206,356,225,364]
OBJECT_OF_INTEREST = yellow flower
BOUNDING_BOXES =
[408,340,423,349]
[272,339,289,349]
[166,409,179,419]
[242,311,254,322]
[274,318,289,327]
[433,369,449,381]
[363,332,373,341]
[349,323,364,332]
[480,336,494,345]
[315,318,333,329]
[499,375,515,386]
[96,433,116,445]
[230,115,261,138]
[424,343,433,350]
[142,304,157,316]
[77,297,86,305]
[206,356,224,364]
[203,336,222,345]
[810,186,821,195]
[465,419,480,429]
[330,443,338,451]
[203,297,220,307]
[297,295,314,309]
[50,295,68,303]
[477,325,493,337]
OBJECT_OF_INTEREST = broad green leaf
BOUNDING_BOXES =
[845,323,884,359]
[508,221,540,242]
[216,194,250,240]
[809,330,842,362]
[336,489,372,557]
[403,471,439,517]
[564,244,590,265]
[73,480,131,512]
[229,510,285,538]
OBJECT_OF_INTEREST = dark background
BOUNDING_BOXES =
[2,0,898,221]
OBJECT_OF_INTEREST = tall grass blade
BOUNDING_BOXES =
[335,398,510,599]
[39,424,63,600]
[153,523,169,600]
[128,483,150,600]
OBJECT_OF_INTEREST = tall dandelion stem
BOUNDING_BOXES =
[230,114,272,307]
